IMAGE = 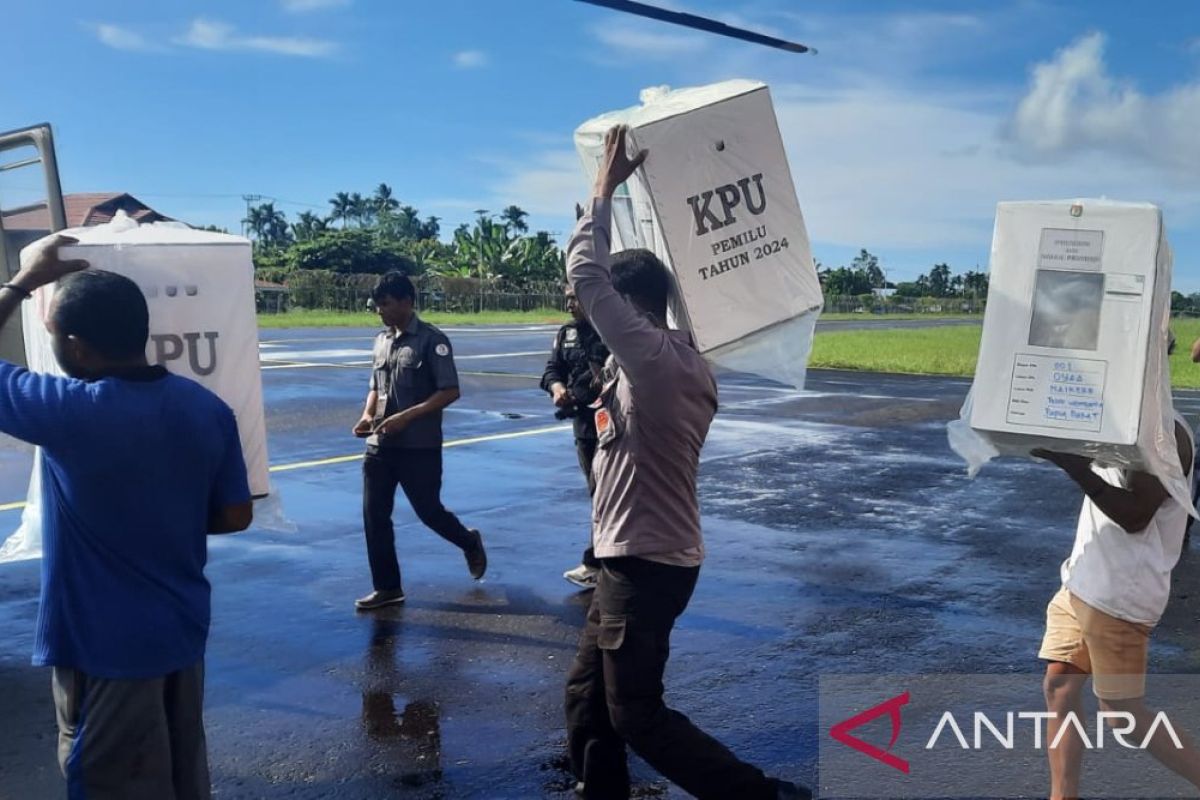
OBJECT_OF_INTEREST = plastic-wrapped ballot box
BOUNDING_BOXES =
[952,199,1191,510]
[574,80,823,388]
[0,214,286,562]
[23,216,270,497]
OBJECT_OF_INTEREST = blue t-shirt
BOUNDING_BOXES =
[0,362,251,679]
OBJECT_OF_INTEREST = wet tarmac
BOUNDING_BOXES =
[1,324,1198,799]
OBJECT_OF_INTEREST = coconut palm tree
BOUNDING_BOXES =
[329,192,352,229]
[500,205,529,234]
[374,183,400,217]
[292,211,329,242]
[348,192,368,227]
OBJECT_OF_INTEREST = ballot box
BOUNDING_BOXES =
[574,80,823,387]
[950,199,1192,511]
[0,214,272,561]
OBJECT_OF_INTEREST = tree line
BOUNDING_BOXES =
[242,184,564,288]
[818,249,990,298]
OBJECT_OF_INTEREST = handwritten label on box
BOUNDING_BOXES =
[1007,353,1106,433]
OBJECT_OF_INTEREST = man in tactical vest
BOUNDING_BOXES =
[541,285,610,589]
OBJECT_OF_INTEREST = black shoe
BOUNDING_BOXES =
[355,589,406,610]
[775,779,813,799]
[464,529,487,580]
[575,739,630,799]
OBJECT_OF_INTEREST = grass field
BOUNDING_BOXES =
[257,308,568,328]
[818,312,981,322]
[810,318,1200,389]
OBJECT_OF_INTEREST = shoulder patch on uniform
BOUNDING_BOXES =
[435,343,450,357]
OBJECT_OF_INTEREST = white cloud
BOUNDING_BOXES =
[484,11,1200,284]
[453,50,489,69]
[1007,32,1200,178]
[488,150,588,218]
[174,18,337,58]
[281,0,351,12]
[92,23,158,52]
[591,22,708,60]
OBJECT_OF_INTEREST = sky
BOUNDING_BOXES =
[1,0,1198,287]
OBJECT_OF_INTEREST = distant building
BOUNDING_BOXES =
[0,192,175,233]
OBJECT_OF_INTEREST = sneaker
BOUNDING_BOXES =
[355,589,406,610]
[464,529,487,580]
[563,564,599,590]
[775,779,813,799]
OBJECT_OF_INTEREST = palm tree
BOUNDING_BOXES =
[243,202,290,248]
[242,205,268,241]
[259,202,290,248]
[348,192,368,227]
[500,205,529,234]
[292,211,329,242]
[329,192,352,229]
[421,215,441,240]
[374,183,400,217]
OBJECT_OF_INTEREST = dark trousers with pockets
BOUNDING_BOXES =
[53,660,209,800]
[564,558,776,799]
[363,446,473,591]
[576,437,599,569]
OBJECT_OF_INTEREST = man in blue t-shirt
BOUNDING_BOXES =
[0,235,253,800]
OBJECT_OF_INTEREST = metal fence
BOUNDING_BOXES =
[257,273,992,317]
[822,294,987,315]
[257,271,566,314]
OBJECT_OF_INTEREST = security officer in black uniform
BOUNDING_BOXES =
[353,271,487,610]
[541,285,610,589]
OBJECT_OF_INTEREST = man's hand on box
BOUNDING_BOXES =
[15,234,88,292]
[593,125,647,199]
[1032,448,1093,475]
[353,416,373,438]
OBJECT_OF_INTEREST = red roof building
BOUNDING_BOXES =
[0,192,174,232]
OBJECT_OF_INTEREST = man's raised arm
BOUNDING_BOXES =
[566,126,664,384]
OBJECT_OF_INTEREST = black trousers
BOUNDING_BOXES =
[362,447,473,592]
[564,558,776,799]
[576,437,599,568]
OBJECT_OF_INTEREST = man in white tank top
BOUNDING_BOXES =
[1033,346,1200,798]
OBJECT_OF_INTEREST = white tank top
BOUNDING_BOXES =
[1062,414,1195,626]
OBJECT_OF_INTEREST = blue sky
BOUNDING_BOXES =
[2,0,1198,287]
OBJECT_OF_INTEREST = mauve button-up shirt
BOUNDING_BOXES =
[566,197,717,563]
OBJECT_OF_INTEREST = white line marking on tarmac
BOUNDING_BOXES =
[258,325,558,345]
[0,424,572,509]
[257,351,545,370]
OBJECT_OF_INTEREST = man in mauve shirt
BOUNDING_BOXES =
[562,125,808,800]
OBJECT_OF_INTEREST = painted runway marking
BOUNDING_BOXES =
[257,351,545,370]
[258,326,559,345]
[0,424,571,512]
[257,348,372,360]
[268,424,570,472]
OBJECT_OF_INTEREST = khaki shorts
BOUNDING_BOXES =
[1039,587,1153,700]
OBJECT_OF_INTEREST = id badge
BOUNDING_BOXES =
[595,405,616,447]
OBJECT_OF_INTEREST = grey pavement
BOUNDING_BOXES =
[0,324,1197,799]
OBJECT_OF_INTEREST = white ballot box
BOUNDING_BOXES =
[950,199,1192,512]
[575,80,823,388]
[0,215,272,561]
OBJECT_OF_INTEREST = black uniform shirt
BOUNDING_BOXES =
[540,320,609,440]
[368,315,459,449]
